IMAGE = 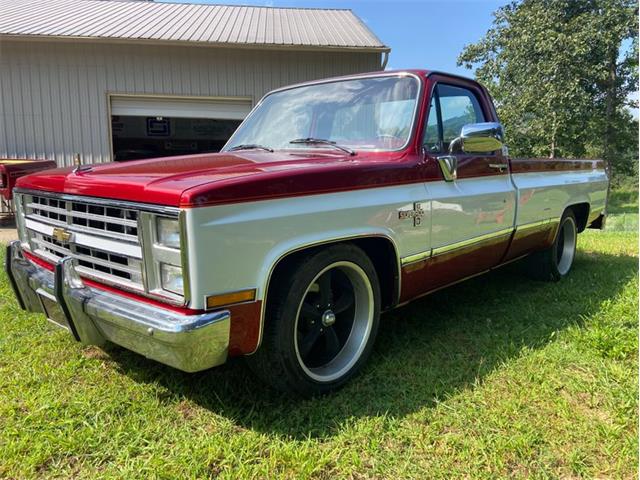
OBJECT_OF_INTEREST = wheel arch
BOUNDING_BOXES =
[566,202,590,232]
[253,234,401,353]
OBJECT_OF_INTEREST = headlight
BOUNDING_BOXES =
[160,263,184,295]
[140,212,187,301]
[156,217,181,248]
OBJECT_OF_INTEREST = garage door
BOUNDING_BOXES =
[110,96,252,161]
[110,96,252,120]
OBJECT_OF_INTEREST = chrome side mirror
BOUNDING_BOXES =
[450,122,504,154]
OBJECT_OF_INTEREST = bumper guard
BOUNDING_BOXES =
[5,241,230,372]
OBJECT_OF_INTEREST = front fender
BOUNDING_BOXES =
[183,184,429,353]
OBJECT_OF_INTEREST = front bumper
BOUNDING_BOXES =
[5,241,230,372]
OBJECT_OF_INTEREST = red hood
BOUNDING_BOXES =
[16,150,417,208]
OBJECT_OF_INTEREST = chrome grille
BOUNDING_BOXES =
[26,195,139,242]
[23,193,144,290]
[31,232,70,258]
[71,202,138,239]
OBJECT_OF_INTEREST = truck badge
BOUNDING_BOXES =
[52,227,72,243]
[398,202,426,227]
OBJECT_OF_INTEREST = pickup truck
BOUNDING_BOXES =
[6,70,608,396]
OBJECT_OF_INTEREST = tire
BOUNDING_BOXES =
[525,210,578,281]
[246,244,381,396]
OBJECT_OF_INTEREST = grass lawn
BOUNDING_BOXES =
[1,202,637,478]
[606,187,639,232]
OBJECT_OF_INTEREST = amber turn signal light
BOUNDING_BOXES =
[206,289,256,309]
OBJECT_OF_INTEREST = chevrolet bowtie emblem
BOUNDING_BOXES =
[52,227,72,243]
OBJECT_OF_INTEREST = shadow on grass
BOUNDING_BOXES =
[103,250,637,439]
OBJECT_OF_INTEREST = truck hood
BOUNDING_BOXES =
[16,150,413,208]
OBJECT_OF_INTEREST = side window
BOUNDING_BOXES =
[437,84,485,150]
[423,96,440,153]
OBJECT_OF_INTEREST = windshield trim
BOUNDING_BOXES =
[221,71,424,154]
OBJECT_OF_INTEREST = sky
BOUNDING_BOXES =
[161,0,508,76]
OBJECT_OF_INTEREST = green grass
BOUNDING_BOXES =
[606,186,638,232]
[0,230,637,479]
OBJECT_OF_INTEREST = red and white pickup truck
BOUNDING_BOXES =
[6,70,608,395]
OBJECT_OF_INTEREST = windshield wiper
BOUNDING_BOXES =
[227,144,274,153]
[289,138,356,156]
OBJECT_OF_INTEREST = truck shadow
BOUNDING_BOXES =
[105,249,637,440]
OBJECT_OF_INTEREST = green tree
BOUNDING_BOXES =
[458,0,638,177]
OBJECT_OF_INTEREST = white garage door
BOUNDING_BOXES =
[109,95,252,161]
[110,96,252,120]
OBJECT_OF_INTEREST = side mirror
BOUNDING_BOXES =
[450,122,504,154]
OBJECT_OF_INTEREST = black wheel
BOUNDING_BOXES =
[246,244,381,396]
[525,210,578,281]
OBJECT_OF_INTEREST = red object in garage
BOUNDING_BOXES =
[1,159,57,201]
[1,159,57,220]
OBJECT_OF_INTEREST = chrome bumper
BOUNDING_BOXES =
[5,241,230,372]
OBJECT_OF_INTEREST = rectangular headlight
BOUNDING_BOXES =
[139,211,187,301]
[160,263,184,295]
[156,217,181,249]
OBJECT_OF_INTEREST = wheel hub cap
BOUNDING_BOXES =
[321,310,336,327]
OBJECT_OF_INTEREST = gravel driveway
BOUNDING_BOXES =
[0,227,18,243]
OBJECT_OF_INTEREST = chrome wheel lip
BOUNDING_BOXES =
[556,216,577,275]
[294,261,374,383]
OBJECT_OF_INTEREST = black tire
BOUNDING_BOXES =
[246,244,381,396]
[525,210,578,282]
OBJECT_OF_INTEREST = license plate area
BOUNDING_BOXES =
[36,288,70,330]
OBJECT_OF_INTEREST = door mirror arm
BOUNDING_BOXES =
[448,136,464,155]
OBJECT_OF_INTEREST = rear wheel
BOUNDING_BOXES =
[246,244,380,396]
[525,210,578,281]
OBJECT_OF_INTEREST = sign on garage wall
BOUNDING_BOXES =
[146,118,171,137]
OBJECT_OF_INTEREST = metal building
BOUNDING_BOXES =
[0,0,389,167]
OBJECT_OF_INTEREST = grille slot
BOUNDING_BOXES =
[24,194,144,290]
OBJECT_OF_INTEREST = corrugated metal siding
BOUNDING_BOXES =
[0,40,381,167]
[0,0,388,51]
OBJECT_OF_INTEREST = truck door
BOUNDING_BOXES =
[420,78,516,290]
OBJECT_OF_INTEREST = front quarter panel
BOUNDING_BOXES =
[184,183,430,313]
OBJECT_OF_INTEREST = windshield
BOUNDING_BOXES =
[223,75,420,153]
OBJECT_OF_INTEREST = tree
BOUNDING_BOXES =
[458,0,638,177]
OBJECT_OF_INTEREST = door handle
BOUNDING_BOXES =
[489,163,508,172]
[436,155,457,182]
[489,163,508,169]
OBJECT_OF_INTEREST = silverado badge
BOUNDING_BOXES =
[398,202,426,227]
[52,227,72,243]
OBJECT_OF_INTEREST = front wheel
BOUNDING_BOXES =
[246,244,381,396]
[525,210,578,281]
